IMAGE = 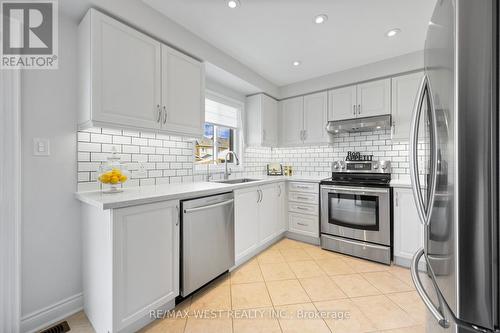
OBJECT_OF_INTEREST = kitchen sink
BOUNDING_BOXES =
[214,178,261,184]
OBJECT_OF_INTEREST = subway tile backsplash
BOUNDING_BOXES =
[77,128,409,191]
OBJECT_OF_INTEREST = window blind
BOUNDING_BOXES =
[205,98,239,128]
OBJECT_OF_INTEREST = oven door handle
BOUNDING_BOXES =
[321,187,388,195]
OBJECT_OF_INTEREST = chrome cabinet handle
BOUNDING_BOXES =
[260,189,264,202]
[296,196,309,200]
[257,189,262,203]
[411,249,449,328]
[395,192,399,207]
[263,130,266,141]
[183,199,234,214]
[156,104,162,123]
[303,130,307,141]
[353,105,356,115]
[162,106,167,124]
[296,206,308,211]
[297,222,308,227]
[409,75,438,226]
[358,104,361,115]
[278,185,282,197]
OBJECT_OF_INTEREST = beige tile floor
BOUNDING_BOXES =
[62,238,426,333]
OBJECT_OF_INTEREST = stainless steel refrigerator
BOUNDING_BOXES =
[409,0,499,332]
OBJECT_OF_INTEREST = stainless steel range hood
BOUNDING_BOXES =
[326,114,392,134]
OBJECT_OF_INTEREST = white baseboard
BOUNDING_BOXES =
[20,293,83,333]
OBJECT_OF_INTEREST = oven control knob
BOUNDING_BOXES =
[339,161,346,170]
[332,161,340,170]
[373,162,379,169]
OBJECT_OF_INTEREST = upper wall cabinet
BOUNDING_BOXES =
[391,72,424,140]
[280,96,304,146]
[279,92,328,146]
[78,9,204,137]
[328,86,357,121]
[246,94,278,147]
[356,79,391,117]
[303,92,329,144]
[328,78,391,121]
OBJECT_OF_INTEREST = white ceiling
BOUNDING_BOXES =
[143,0,436,86]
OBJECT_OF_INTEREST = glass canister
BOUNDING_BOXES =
[97,148,129,193]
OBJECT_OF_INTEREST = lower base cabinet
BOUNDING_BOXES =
[82,200,180,333]
[234,182,286,263]
[393,187,424,267]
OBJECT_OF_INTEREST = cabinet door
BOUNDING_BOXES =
[91,10,162,130]
[259,184,279,245]
[161,45,205,136]
[234,187,260,261]
[113,200,179,330]
[277,182,287,234]
[391,72,424,140]
[328,85,357,121]
[280,97,304,146]
[261,95,278,147]
[393,188,424,266]
[303,92,329,144]
[356,78,391,118]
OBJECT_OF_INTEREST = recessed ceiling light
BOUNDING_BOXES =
[227,0,240,9]
[292,60,301,67]
[386,28,401,37]
[314,14,328,24]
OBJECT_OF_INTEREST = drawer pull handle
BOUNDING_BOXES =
[296,185,309,189]
[297,222,308,226]
[296,206,308,211]
[296,196,309,200]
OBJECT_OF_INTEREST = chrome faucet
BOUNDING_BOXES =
[224,151,240,180]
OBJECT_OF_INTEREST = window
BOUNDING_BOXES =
[195,94,241,165]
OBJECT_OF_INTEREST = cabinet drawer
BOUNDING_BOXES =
[288,182,318,193]
[289,213,318,236]
[288,192,318,204]
[288,202,318,216]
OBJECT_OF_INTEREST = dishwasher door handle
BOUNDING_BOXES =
[183,199,234,214]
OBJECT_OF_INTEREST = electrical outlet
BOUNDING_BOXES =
[33,138,50,156]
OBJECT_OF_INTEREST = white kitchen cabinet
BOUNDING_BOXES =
[276,182,287,234]
[287,182,319,240]
[234,187,261,261]
[246,94,279,147]
[161,45,205,137]
[328,85,357,121]
[259,184,279,244]
[356,78,391,118]
[393,187,424,267]
[78,9,162,131]
[328,78,391,121]
[234,183,286,263]
[303,92,329,144]
[391,72,424,140]
[82,199,180,333]
[78,9,204,137]
[280,96,304,146]
[280,93,328,146]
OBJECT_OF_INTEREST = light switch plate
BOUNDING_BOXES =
[33,138,50,156]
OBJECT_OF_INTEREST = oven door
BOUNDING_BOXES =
[320,185,390,246]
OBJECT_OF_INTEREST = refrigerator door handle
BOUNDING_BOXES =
[409,76,428,224]
[409,75,438,226]
[411,248,449,328]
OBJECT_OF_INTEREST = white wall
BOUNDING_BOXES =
[279,50,424,98]
[20,16,82,332]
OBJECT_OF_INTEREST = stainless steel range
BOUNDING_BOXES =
[320,160,392,264]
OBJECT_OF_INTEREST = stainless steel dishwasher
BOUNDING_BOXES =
[181,192,234,296]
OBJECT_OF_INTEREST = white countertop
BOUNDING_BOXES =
[76,175,324,210]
